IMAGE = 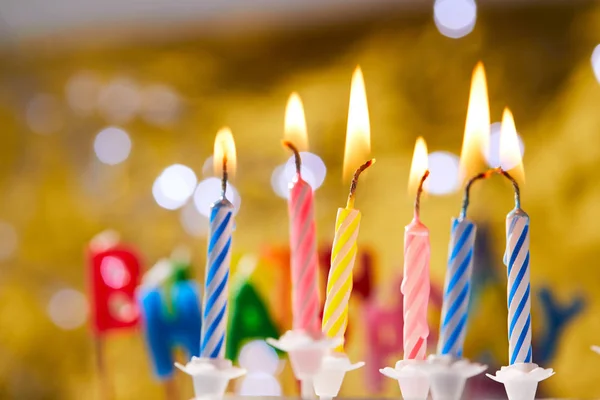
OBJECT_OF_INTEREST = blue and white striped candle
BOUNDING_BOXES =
[505,207,532,365]
[438,217,476,357]
[200,127,237,359]
[200,198,234,359]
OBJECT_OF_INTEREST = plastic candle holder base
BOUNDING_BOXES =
[312,353,365,400]
[267,330,342,398]
[174,357,245,399]
[486,362,554,400]
[380,359,430,400]
[423,354,488,400]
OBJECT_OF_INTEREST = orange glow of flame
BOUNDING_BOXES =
[408,137,428,195]
[459,62,490,182]
[499,107,525,182]
[343,66,371,182]
[284,92,309,151]
[213,127,237,177]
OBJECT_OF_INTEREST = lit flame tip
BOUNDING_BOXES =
[284,92,308,151]
[499,107,525,182]
[459,61,491,182]
[353,65,364,78]
[343,65,371,182]
[474,61,486,73]
[213,126,237,177]
[408,137,429,195]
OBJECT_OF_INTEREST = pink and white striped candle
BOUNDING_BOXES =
[401,216,430,360]
[286,142,320,334]
[402,140,430,361]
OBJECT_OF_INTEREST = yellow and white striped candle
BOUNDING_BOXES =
[322,207,361,349]
[322,159,374,352]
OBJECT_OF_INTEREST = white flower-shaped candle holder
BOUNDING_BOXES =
[312,353,364,400]
[267,330,342,398]
[486,362,554,400]
[380,359,430,400]
[423,354,487,400]
[175,357,246,399]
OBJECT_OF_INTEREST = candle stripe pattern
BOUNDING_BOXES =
[200,199,234,359]
[288,178,320,334]
[322,207,361,351]
[402,221,430,360]
[438,218,476,357]
[505,208,533,365]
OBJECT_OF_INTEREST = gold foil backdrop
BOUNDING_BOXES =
[1,1,600,398]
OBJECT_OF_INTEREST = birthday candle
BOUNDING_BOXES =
[287,155,320,333]
[290,188,319,334]
[506,207,532,364]
[200,128,236,359]
[498,107,531,365]
[437,178,480,357]
[322,160,374,351]
[322,65,372,351]
[402,215,430,360]
[438,169,493,357]
[438,219,476,357]
[402,137,430,360]
[438,61,490,357]
[282,94,320,334]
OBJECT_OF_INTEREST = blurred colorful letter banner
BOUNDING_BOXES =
[88,237,141,335]
[138,260,202,380]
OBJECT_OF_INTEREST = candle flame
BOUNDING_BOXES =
[343,66,371,182]
[459,62,490,183]
[499,107,525,182]
[408,137,428,195]
[213,127,237,178]
[284,92,308,151]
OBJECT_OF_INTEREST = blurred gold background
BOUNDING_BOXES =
[1,0,600,398]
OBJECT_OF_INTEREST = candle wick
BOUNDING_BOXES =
[346,159,376,209]
[414,170,430,219]
[460,169,494,220]
[282,140,302,176]
[221,156,228,199]
[460,167,521,219]
[498,168,521,209]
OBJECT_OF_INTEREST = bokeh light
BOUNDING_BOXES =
[107,292,138,322]
[238,340,282,396]
[152,165,197,211]
[97,77,140,124]
[284,152,326,190]
[100,255,131,289]
[0,222,18,261]
[47,289,88,330]
[273,153,326,199]
[141,84,181,126]
[153,179,181,210]
[193,177,241,217]
[26,94,63,135]
[592,45,600,83]
[425,151,461,195]
[65,71,102,115]
[238,340,280,374]
[238,372,282,396]
[271,164,290,199]
[486,122,525,168]
[94,126,132,165]
[180,202,210,237]
[154,164,197,210]
[434,0,477,39]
